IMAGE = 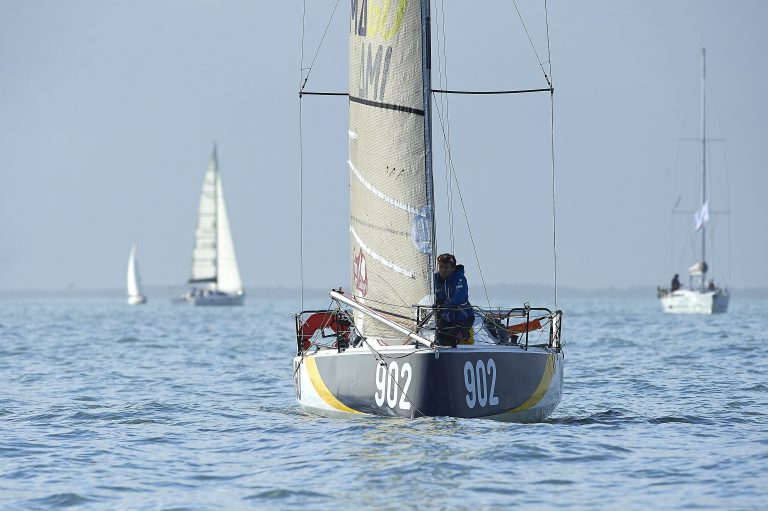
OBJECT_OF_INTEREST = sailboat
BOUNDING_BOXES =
[178,145,245,306]
[658,49,730,314]
[126,243,147,305]
[292,2,563,421]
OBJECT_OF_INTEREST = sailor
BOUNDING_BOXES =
[671,274,681,292]
[434,253,475,347]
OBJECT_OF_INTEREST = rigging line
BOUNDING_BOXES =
[292,352,305,378]
[544,0,558,307]
[512,0,551,87]
[294,90,556,98]
[299,98,305,309]
[300,0,307,73]
[432,88,552,95]
[300,91,348,96]
[433,97,455,249]
[361,338,428,417]
[338,290,417,312]
[435,0,455,252]
[720,135,733,285]
[544,0,553,83]
[432,103,492,309]
[298,0,307,309]
[300,0,342,92]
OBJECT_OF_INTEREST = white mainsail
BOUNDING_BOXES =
[348,2,434,339]
[127,243,146,304]
[189,146,243,294]
[214,170,242,293]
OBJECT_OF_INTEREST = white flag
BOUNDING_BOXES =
[694,202,709,231]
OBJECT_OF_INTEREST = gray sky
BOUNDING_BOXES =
[1,0,766,293]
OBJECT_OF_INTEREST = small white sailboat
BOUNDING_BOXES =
[179,145,245,306]
[126,244,147,305]
[658,49,730,314]
[292,2,563,422]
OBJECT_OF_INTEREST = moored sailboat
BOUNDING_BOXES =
[292,1,563,421]
[658,49,730,314]
[126,243,147,305]
[178,145,245,306]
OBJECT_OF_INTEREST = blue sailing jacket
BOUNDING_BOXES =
[434,265,473,323]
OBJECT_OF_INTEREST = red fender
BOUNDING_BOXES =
[300,312,351,350]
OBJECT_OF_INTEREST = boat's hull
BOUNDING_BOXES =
[176,291,245,306]
[191,293,244,306]
[127,295,146,305]
[293,345,563,422]
[659,289,729,314]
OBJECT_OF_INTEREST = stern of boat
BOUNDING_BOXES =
[659,288,729,314]
[292,301,564,422]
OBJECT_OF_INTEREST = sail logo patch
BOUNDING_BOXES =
[353,246,368,296]
[351,0,407,41]
[358,43,392,101]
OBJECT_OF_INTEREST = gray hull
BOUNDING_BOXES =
[293,345,563,422]
[191,293,245,306]
[175,291,245,306]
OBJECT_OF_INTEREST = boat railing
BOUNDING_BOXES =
[483,305,562,351]
[295,291,562,354]
[294,307,357,356]
[417,303,562,351]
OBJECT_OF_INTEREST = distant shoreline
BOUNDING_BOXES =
[2,284,767,300]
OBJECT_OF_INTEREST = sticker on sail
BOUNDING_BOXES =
[353,246,368,296]
[411,205,432,254]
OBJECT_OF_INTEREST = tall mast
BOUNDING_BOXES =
[700,48,707,289]
[421,0,436,291]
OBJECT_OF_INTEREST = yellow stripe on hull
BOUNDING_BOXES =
[305,356,363,414]
[507,354,557,414]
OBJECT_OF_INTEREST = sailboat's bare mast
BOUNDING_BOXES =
[422,1,436,293]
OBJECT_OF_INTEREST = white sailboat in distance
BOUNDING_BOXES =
[658,49,730,314]
[292,1,564,421]
[127,243,147,305]
[178,145,245,306]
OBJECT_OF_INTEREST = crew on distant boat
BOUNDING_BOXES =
[434,253,475,347]
[671,273,681,292]
[708,280,716,291]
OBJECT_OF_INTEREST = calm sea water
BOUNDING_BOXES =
[1,295,766,510]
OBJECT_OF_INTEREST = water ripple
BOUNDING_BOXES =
[0,296,766,510]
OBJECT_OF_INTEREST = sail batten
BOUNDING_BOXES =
[350,225,416,279]
[348,160,421,215]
